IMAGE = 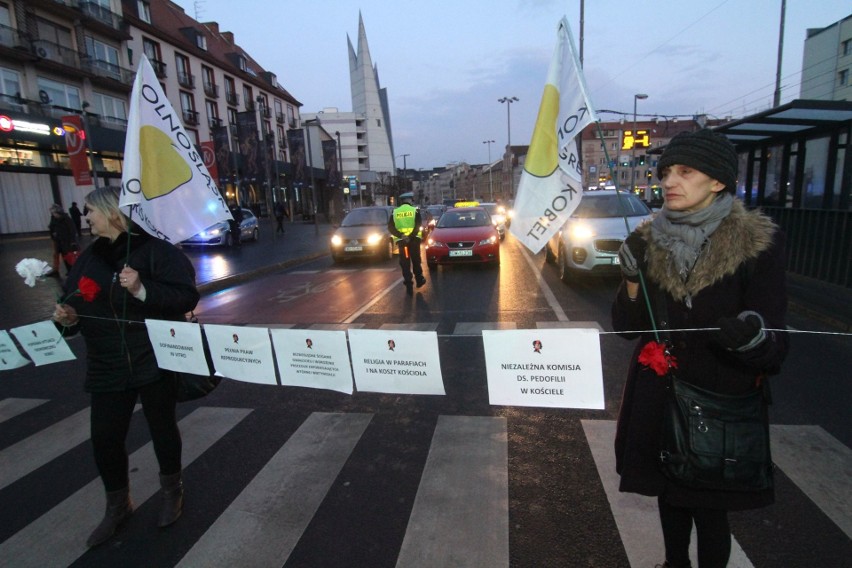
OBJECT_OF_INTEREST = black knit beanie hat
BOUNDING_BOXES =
[657,128,738,194]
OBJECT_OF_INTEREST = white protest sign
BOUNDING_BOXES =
[10,321,76,367]
[270,328,353,394]
[145,319,209,374]
[348,329,445,395]
[203,324,277,385]
[483,328,604,409]
[0,330,30,370]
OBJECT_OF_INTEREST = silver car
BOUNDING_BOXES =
[544,190,652,282]
[181,207,259,247]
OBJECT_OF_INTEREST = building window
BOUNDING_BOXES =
[175,53,193,88]
[180,91,197,125]
[137,1,151,23]
[93,92,127,125]
[224,76,238,106]
[196,33,207,50]
[36,77,81,108]
[85,36,120,79]
[842,39,851,57]
[839,69,849,87]
[0,66,20,97]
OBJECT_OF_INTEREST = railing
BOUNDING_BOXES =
[82,58,134,86]
[150,58,167,78]
[244,99,255,111]
[203,82,219,98]
[182,109,199,125]
[78,1,124,31]
[0,23,31,50]
[225,91,239,106]
[260,107,271,119]
[761,206,851,288]
[32,39,81,69]
[177,72,195,89]
[275,112,284,124]
[208,116,223,129]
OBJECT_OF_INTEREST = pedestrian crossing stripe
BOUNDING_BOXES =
[1,398,850,567]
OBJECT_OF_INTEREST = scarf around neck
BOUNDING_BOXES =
[651,192,733,280]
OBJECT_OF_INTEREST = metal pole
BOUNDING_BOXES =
[483,139,494,201]
[631,94,648,193]
[257,96,272,220]
[304,119,319,234]
[336,131,349,212]
[773,0,786,107]
[80,102,100,189]
[498,97,518,198]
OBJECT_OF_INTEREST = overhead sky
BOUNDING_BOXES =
[173,0,850,171]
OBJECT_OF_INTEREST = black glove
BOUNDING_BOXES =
[713,312,766,352]
[618,231,647,283]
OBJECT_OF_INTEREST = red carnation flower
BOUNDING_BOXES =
[638,340,678,377]
[77,276,100,302]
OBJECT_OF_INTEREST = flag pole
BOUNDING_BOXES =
[594,120,659,341]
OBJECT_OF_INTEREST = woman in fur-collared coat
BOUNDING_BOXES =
[611,129,789,568]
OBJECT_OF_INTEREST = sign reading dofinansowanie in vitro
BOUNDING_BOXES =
[348,329,445,395]
[482,328,604,409]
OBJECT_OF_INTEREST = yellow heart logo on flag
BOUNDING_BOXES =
[524,84,560,178]
[139,125,192,199]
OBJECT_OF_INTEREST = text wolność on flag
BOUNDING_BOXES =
[119,55,231,243]
[509,17,597,254]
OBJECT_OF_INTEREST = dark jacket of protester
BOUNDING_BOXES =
[611,200,788,511]
[61,228,199,392]
[49,212,79,254]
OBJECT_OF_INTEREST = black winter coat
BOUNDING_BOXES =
[61,230,199,392]
[49,213,78,254]
[611,201,789,511]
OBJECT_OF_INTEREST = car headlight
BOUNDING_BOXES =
[331,235,343,246]
[570,224,594,241]
[204,228,222,237]
[427,238,446,248]
[478,235,497,245]
[366,233,382,245]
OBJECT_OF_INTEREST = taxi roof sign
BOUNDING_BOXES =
[453,200,480,208]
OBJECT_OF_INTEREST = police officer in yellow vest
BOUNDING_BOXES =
[388,192,426,295]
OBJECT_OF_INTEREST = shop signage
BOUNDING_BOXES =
[61,115,92,186]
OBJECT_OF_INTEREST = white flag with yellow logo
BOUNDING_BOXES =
[509,17,596,254]
[119,55,231,243]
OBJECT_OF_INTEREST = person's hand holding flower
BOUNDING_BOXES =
[53,303,79,327]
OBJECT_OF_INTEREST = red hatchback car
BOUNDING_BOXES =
[425,206,500,270]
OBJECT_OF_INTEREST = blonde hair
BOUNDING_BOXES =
[85,186,128,234]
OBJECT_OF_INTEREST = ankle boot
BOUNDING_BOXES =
[87,487,133,547]
[158,471,184,528]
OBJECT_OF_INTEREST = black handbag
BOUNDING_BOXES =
[659,375,773,492]
[173,312,221,402]
[651,286,773,492]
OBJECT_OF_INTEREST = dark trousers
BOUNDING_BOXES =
[90,377,182,491]
[275,215,285,233]
[658,497,731,568]
[397,238,423,284]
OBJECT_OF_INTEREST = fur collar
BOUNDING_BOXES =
[640,200,776,301]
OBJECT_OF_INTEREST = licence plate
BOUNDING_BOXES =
[449,249,473,257]
[344,246,363,252]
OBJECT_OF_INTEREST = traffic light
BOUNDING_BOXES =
[638,155,645,166]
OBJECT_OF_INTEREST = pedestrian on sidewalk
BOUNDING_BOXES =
[69,201,83,236]
[228,201,243,246]
[274,200,289,233]
[48,203,78,276]
[51,186,199,548]
[611,129,789,568]
[388,192,426,295]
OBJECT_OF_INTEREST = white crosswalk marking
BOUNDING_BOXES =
[177,412,372,567]
[0,407,251,568]
[770,424,852,538]
[0,398,47,424]
[396,416,509,568]
[581,419,754,568]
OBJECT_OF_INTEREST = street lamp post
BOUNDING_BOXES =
[335,130,350,212]
[303,118,320,234]
[80,102,100,190]
[631,93,648,193]
[498,96,518,198]
[482,140,495,200]
[257,95,273,220]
